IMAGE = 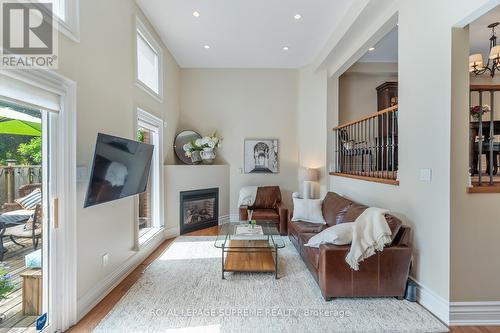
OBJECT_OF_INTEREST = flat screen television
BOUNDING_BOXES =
[84,133,154,208]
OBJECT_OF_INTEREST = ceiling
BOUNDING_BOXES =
[136,0,351,68]
[358,26,398,63]
[469,5,500,57]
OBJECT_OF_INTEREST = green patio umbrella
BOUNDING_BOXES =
[0,107,41,136]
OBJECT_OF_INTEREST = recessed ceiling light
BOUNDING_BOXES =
[193,11,200,17]
[294,14,302,20]
[283,46,289,51]
[204,45,210,49]
[368,47,375,51]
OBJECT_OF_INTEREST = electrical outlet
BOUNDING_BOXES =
[102,253,109,267]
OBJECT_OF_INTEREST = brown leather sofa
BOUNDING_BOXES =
[288,192,412,300]
[239,186,288,235]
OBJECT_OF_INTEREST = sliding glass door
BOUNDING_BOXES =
[0,99,58,331]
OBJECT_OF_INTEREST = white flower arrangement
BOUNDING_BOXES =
[183,132,222,157]
[182,141,197,157]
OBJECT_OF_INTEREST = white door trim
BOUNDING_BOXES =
[134,107,165,250]
[0,69,78,331]
[53,70,77,331]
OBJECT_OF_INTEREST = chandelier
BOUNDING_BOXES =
[470,22,500,77]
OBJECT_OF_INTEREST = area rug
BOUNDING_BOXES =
[94,236,448,333]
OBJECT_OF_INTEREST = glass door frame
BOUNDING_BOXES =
[0,69,78,331]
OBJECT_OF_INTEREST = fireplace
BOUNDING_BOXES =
[179,188,219,234]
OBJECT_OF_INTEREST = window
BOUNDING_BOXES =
[136,108,164,246]
[52,0,80,42]
[53,0,66,21]
[136,18,163,100]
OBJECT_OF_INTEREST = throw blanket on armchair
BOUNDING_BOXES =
[237,186,258,207]
[345,207,392,270]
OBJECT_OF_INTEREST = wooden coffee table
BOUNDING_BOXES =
[215,221,285,279]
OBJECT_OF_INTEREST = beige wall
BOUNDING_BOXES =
[55,0,180,317]
[339,65,398,124]
[179,69,298,215]
[450,27,500,302]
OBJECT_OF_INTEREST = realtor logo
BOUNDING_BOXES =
[0,0,58,68]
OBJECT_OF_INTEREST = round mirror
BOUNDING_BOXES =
[174,130,202,165]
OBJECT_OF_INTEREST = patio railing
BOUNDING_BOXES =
[0,165,42,208]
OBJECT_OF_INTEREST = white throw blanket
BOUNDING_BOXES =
[345,207,392,271]
[238,186,258,207]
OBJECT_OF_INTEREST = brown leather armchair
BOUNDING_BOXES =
[239,186,288,235]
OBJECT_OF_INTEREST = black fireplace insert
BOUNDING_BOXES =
[179,188,219,234]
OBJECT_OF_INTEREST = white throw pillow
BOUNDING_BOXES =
[304,223,354,248]
[291,198,325,224]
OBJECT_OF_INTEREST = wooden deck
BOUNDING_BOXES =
[0,237,39,333]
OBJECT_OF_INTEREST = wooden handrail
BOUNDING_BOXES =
[470,85,500,92]
[332,104,398,130]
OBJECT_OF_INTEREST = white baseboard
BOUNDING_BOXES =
[450,301,500,326]
[76,231,166,321]
[164,226,180,239]
[218,214,230,223]
[229,213,239,221]
[409,277,450,324]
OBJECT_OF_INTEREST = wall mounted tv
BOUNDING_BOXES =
[84,133,154,208]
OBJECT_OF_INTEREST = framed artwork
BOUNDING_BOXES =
[244,139,279,174]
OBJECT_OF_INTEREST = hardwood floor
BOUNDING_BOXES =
[66,226,500,333]
[0,237,40,333]
[450,327,500,333]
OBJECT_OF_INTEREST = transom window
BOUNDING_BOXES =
[53,0,66,21]
[136,18,163,100]
[52,0,79,42]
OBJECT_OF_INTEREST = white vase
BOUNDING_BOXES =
[201,148,216,164]
[190,151,202,164]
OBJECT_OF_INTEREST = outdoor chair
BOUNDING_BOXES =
[2,183,42,212]
[0,204,42,261]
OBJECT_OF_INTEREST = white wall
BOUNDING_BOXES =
[55,0,180,318]
[179,69,298,215]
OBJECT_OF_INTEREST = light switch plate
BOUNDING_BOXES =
[420,168,432,182]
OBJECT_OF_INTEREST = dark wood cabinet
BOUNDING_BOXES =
[376,81,398,111]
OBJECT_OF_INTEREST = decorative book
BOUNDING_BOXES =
[235,225,263,236]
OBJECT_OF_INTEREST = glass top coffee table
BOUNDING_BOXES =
[215,220,285,279]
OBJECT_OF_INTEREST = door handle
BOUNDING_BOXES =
[53,197,59,229]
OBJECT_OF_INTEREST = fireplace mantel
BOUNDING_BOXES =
[164,164,230,236]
